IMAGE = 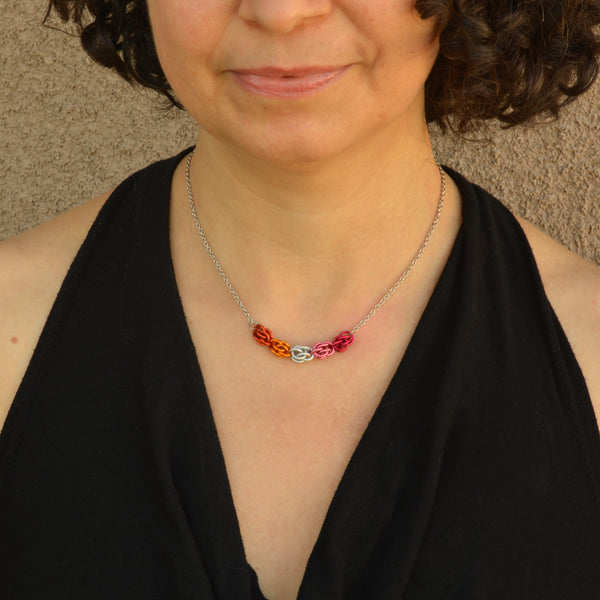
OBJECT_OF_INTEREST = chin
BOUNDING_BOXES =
[222,117,368,169]
[245,139,346,166]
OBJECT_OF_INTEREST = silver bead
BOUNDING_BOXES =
[290,346,314,363]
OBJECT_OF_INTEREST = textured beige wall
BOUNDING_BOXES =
[2,1,599,264]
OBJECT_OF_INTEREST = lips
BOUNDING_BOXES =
[230,65,351,98]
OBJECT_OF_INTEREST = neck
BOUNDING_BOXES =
[193,119,438,250]
[177,120,448,333]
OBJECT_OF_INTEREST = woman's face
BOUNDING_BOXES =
[147,0,440,164]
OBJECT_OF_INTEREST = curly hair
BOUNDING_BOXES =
[46,0,600,133]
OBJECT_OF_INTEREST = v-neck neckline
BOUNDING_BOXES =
[161,149,467,599]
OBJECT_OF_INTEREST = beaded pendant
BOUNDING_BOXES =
[252,324,354,363]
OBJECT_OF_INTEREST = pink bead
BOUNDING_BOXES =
[312,342,335,359]
[332,331,354,353]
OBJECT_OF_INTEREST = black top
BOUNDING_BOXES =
[1,149,599,599]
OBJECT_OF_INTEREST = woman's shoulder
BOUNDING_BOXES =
[518,216,600,429]
[0,192,111,432]
[0,192,111,305]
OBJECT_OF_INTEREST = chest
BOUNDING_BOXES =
[191,324,405,600]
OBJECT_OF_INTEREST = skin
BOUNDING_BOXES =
[0,1,599,599]
[148,0,451,335]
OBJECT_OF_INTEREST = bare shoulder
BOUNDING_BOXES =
[0,192,111,433]
[517,217,600,430]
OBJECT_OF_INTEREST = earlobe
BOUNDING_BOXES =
[413,0,449,37]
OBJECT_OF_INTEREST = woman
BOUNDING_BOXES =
[1,1,599,599]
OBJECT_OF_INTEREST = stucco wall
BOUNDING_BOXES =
[2,1,599,264]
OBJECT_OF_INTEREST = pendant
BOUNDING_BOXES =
[252,324,354,363]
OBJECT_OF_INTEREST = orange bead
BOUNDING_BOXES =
[253,324,273,346]
[269,339,291,358]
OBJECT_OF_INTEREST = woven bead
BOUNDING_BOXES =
[332,331,354,353]
[312,342,335,359]
[291,346,314,363]
[270,339,291,358]
[253,324,272,346]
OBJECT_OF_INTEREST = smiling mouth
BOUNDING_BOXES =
[230,65,352,98]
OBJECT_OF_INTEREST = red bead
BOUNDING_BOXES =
[253,324,272,346]
[332,331,354,353]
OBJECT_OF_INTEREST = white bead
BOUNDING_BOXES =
[291,346,314,363]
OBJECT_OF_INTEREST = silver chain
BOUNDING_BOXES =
[185,150,445,335]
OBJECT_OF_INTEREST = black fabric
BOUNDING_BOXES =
[1,149,599,599]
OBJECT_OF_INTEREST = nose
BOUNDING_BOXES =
[238,0,333,34]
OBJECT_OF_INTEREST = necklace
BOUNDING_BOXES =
[185,150,446,364]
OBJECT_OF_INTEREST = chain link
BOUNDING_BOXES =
[350,166,445,334]
[185,157,256,329]
[185,150,445,337]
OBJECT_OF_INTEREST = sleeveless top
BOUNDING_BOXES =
[1,149,599,599]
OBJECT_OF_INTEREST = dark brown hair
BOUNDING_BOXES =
[46,0,600,133]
